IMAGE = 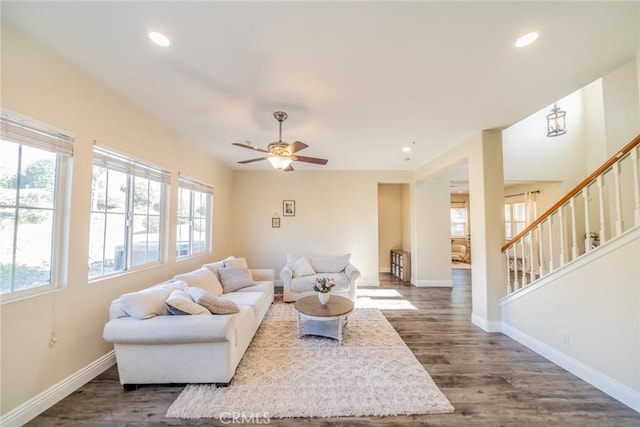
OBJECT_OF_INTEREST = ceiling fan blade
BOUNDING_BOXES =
[286,141,309,154]
[232,142,269,154]
[283,164,295,172]
[292,155,328,165]
[238,157,268,164]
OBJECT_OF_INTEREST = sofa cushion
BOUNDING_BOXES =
[120,287,173,320]
[218,266,256,293]
[219,292,267,320]
[174,267,223,296]
[310,254,351,273]
[103,315,236,344]
[165,289,210,315]
[291,256,316,278]
[186,287,240,315]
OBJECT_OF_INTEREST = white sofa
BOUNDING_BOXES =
[280,253,361,302]
[103,256,274,389]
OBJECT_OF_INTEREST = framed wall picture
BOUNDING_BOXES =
[272,215,280,228]
[283,200,295,216]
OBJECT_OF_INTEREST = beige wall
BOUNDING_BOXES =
[502,231,640,399]
[400,184,412,252]
[377,184,412,270]
[230,170,413,285]
[0,25,234,415]
[378,184,402,271]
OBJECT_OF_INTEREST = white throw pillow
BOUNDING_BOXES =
[186,287,240,315]
[291,256,316,278]
[224,257,249,269]
[218,266,256,293]
[310,253,352,273]
[165,289,210,315]
[120,287,173,320]
[174,267,223,296]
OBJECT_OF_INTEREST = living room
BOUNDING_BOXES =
[1,2,639,425]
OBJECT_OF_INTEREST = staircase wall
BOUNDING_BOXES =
[501,228,640,412]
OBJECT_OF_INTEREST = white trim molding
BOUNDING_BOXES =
[502,323,640,413]
[411,279,453,287]
[378,267,391,273]
[471,313,502,332]
[0,351,116,427]
[357,279,380,287]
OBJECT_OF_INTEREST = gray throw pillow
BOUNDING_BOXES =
[217,266,255,293]
[186,287,240,315]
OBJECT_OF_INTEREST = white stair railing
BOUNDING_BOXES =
[503,135,640,295]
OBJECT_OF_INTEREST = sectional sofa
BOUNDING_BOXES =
[103,256,274,388]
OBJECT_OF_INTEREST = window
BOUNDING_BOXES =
[450,202,469,238]
[450,206,468,237]
[177,175,212,258]
[0,112,73,297]
[89,147,169,279]
[505,201,526,240]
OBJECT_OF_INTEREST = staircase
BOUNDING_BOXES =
[499,134,640,413]
[502,134,640,295]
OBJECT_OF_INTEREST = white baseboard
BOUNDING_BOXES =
[379,267,391,273]
[502,323,640,413]
[0,351,116,427]
[471,313,502,332]
[357,279,380,287]
[411,279,453,287]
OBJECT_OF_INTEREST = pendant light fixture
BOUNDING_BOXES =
[546,103,567,137]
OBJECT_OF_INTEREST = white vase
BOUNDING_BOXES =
[318,292,330,305]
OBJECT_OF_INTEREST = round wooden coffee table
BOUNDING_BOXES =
[294,295,354,344]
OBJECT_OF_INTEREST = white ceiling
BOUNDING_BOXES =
[2,1,639,171]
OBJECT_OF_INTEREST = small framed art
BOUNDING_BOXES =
[283,200,295,216]
[272,215,280,228]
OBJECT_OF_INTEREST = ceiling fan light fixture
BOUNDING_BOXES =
[268,156,292,170]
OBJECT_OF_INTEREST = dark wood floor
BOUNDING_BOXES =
[28,271,640,426]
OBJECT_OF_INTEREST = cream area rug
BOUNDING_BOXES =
[166,303,454,419]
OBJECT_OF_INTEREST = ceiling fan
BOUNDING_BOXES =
[232,111,328,171]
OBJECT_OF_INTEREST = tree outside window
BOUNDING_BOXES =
[88,147,168,279]
[176,184,211,258]
[0,113,73,297]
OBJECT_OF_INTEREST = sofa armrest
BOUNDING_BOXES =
[345,263,361,301]
[250,269,275,282]
[280,265,294,302]
[280,265,293,283]
[345,263,361,283]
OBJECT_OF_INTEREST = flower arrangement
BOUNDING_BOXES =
[313,277,335,293]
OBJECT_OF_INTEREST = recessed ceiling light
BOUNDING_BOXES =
[402,147,411,153]
[149,31,170,47]
[515,31,539,48]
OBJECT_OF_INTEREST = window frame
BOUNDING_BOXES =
[450,205,468,238]
[0,111,73,301]
[88,146,170,281]
[504,201,526,240]
[177,175,213,259]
